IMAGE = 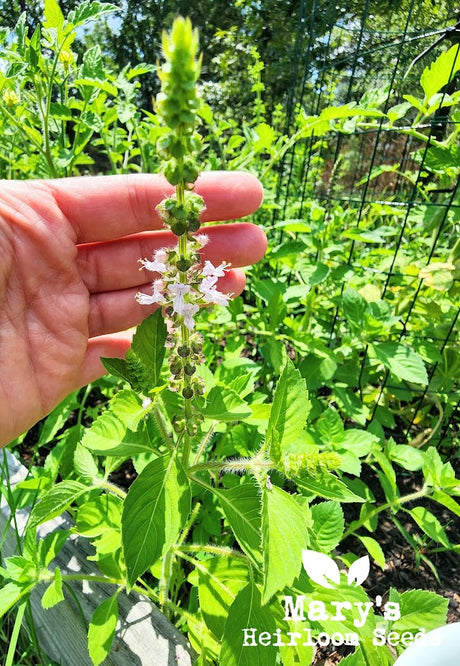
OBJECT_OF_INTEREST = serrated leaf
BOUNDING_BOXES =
[371,342,428,384]
[391,589,448,632]
[68,1,118,28]
[74,444,99,481]
[295,471,365,503]
[266,359,310,464]
[88,595,119,666]
[200,385,251,421]
[28,481,88,529]
[220,584,277,666]
[407,506,450,548]
[421,45,460,101]
[82,411,153,456]
[215,483,262,568]
[262,486,309,603]
[301,550,340,589]
[310,501,344,553]
[76,495,122,538]
[41,567,64,609]
[100,357,132,384]
[131,310,167,388]
[122,454,190,586]
[111,389,145,430]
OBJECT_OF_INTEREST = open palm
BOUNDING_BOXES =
[0,172,265,446]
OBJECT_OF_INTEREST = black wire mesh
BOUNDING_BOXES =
[273,1,459,448]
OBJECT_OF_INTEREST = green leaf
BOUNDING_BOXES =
[68,1,119,28]
[41,567,64,609]
[28,481,88,529]
[111,389,146,430]
[342,288,367,335]
[198,557,249,640]
[199,385,252,421]
[310,501,344,553]
[76,495,122,538]
[371,342,428,384]
[122,454,190,586]
[88,595,119,666]
[406,506,450,548]
[0,582,30,618]
[215,483,262,568]
[261,486,309,603]
[74,443,99,481]
[220,584,277,666]
[131,310,167,388]
[295,471,365,503]
[82,411,153,456]
[386,441,424,471]
[44,0,64,32]
[421,45,460,101]
[391,588,448,632]
[356,535,386,570]
[266,359,310,464]
[38,530,71,567]
[432,489,460,519]
[101,357,132,384]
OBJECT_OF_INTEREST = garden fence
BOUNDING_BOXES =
[273,0,459,449]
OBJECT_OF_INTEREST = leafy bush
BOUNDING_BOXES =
[0,3,458,666]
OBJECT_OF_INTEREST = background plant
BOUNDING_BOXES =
[0,1,458,665]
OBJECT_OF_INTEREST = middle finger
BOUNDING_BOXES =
[77,222,267,293]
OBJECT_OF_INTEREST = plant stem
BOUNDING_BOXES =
[98,480,127,499]
[343,485,430,539]
[178,544,248,560]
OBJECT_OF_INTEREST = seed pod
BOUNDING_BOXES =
[184,363,196,376]
[178,345,190,358]
[182,386,194,399]
[186,422,198,436]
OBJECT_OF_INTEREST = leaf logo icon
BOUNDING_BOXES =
[302,550,341,589]
[302,550,370,589]
[347,555,370,587]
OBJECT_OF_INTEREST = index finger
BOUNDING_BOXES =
[47,171,264,243]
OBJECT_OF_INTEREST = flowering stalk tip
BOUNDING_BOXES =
[136,17,233,456]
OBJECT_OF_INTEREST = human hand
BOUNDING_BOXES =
[0,171,265,446]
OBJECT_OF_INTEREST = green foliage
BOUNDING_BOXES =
[0,4,458,666]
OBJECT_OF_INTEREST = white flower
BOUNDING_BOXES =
[202,260,229,278]
[199,277,231,306]
[142,398,152,409]
[168,283,191,314]
[182,302,200,330]
[136,290,166,305]
[139,249,170,274]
